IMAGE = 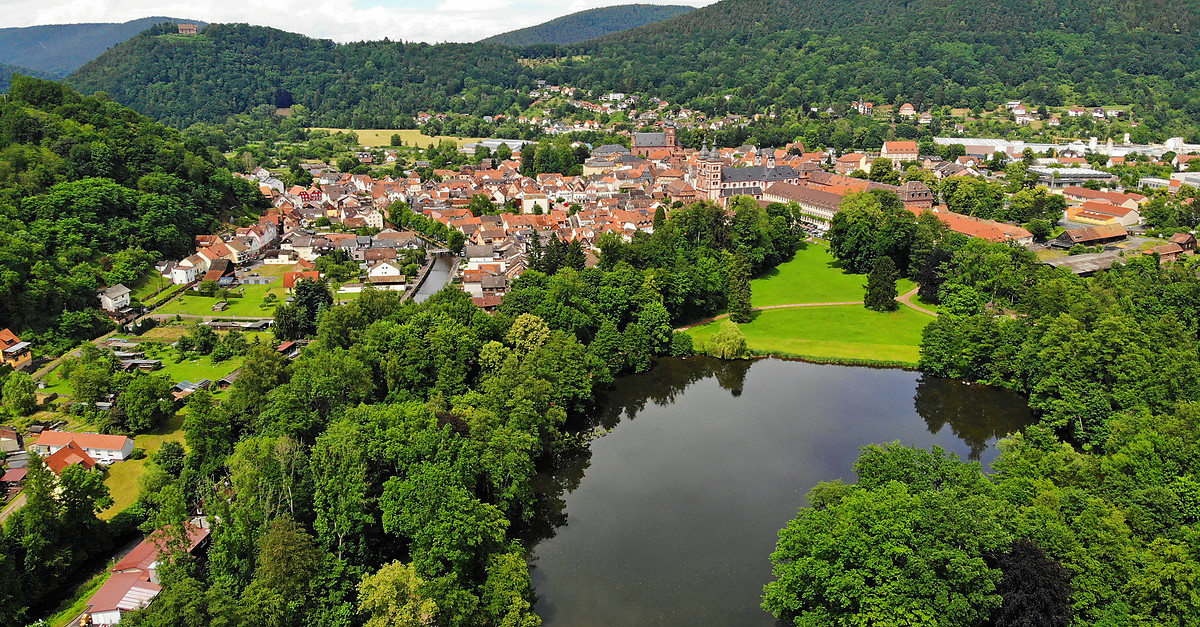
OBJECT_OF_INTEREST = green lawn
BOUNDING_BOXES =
[157,281,283,317]
[913,295,940,314]
[752,245,915,307]
[101,413,187,519]
[687,305,931,366]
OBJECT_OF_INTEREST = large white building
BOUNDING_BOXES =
[34,431,134,464]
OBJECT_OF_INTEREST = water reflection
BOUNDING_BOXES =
[913,375,1033,460]
[527,357,1036,626]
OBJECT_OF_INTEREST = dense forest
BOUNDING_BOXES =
[0,17,199,78]
[0,62,48,92]
[761,192,1200,624]
[68,23,530,129]
[0,197,801,626]
[480,4,694,46]
[63,0,1200,139]
[0,77,267,355]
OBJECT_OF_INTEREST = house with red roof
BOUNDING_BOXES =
[44,441,96,475]
[86,523,211,625]
[33,431,134,464]
[0,328,31,371]
[282,271,320,291]
[880,141,919,165]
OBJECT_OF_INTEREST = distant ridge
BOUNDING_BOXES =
[0,61,51,91]
[0,16,203,78]
[481,4,694,46]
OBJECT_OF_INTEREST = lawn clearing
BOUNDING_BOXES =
[101,413,187,519]
[308,128,486,148]
[686,305,931,366]
[156,282,283,318]
[751,244,915,307]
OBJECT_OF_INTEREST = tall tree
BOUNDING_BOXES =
[728,250,752,323]
[864,256,899,312]
[357,561,438,627]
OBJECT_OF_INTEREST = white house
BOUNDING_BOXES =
[170,265,197,285]
[34,431,135,464]
[366,261,405,285]
[98,285,131,312]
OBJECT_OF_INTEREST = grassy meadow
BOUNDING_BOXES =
[687,305,931,366]
[752,244,915,307]
[308,128,486,148]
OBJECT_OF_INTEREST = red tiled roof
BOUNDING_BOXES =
[283,271,320,289]
[36,431,132,452]
[0,328,20,350]
[45,441,96,474]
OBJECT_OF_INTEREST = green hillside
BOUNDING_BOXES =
[0,16,201,78]
[482,4,694,46]
[0,76,267,353]
[0,62,50,91]
[65,0,1200,136]
[68,22,528,129]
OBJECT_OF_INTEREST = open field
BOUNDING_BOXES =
[308,128,486,148]
[100,413,187,519]
[752,245,915,307]
[686,305,931,366]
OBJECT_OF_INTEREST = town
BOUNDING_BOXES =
[3,86,1200,625]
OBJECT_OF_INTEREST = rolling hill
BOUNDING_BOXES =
[66,0,1200,135]
[0,16,202,77]
[481,4,695,46]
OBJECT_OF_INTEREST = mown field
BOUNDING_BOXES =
[687,243,934,365]
[752,244,915,307]
[687,305,931,366]
[308,128,486,148]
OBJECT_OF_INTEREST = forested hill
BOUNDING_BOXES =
[0,17,201,78]
[68,22,529,129]
[540,0,1200,123]
[481,4,694,46]
[0,76,267,354]
[66,0,1200,131]
[0,62,50,92]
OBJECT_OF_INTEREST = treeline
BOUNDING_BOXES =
[764,418,1200,625]
[62,0,1200,141]
[0,77,268,355]
[535,0,1200,141]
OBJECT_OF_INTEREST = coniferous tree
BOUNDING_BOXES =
[565,240,586,270]
[864,256,899,312]
[728,250,752,323]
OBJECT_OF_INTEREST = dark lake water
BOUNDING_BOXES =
[525,357,1034,626]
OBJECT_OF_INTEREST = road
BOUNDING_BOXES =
[0,492,26,523]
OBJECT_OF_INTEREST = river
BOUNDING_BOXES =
[526,357,1034,626]
[412,255,454,303]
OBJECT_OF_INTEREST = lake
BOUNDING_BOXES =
[526,357,1034,625]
